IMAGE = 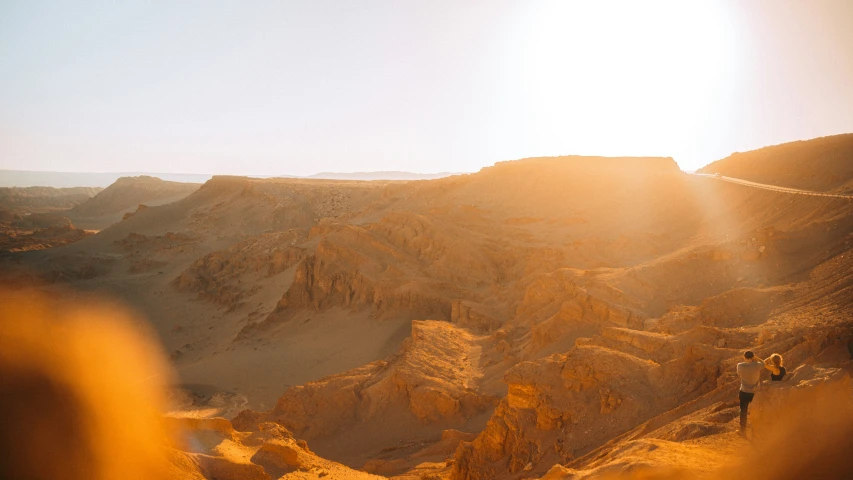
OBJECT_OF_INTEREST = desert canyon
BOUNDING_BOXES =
[2,134,853,480]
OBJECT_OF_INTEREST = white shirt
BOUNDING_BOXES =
[737,359,765,393]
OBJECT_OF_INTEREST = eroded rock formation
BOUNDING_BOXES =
[173,230,306,309]
[451,341,722,479]
[235,320,497,437]
[165,417,384,480]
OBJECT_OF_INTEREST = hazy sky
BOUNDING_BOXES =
[2,1,852,175]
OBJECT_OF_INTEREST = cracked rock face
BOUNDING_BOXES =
[451,344,722,480]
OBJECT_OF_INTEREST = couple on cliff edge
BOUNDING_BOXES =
[737,350,787,436]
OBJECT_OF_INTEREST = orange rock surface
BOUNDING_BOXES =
[2,146,853,479]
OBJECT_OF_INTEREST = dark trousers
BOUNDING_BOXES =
[739,391,755,429]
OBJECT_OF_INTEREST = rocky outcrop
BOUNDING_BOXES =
[122,204,148,220]
[0,211,93,252]
[516,269,646,354]
[576,325,757,365]
[242,222,460,337]
[451,344,721,479]
[451,300,501,333]
[364,211,508,286]
[173,230,306,309]
[165,417,383,480]
[361,429,477,477]
[649,286,794,334]
[234,321,497,437]
[616,217,853,318]
[243,253,452,337]
[540,347,853,480]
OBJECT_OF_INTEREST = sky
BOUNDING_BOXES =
[1,0,853,176]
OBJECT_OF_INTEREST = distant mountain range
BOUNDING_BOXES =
[0,170,214,188]
[0,169,459,188]
[306,171,457,181]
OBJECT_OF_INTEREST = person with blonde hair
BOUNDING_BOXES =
[764,353,786,381]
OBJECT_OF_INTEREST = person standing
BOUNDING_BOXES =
[737,350,765,436]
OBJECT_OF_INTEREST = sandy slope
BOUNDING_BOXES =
[65,175,200,230]
[699,133,853,193]
[696,173,853,199]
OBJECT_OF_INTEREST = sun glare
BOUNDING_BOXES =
[514,1,736,169]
